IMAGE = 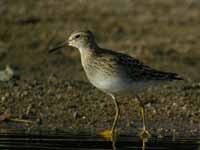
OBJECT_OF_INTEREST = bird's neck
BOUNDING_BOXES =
[79,43,99,66]
[79,42,99,55]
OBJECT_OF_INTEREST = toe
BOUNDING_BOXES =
[140,128,151,140]
[98,129,113,141]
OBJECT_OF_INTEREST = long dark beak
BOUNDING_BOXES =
[48,41,68,53]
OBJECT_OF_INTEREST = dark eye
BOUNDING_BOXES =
[75,35,80,38]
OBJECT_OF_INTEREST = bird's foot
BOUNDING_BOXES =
[140,127,150,142]
[98,129,115,141]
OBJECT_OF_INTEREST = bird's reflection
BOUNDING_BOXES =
[111,134,150,150]
[141,136,149,150]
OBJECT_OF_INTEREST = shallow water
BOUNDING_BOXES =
[0,131,199,150]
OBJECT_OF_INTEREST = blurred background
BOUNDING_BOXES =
[0,0,199,137]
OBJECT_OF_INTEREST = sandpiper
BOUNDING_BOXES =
[49,30,183,141]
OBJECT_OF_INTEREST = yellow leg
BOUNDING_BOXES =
[140,106,150,140]
[111,95,119,142]
[98,94,119,144]
[136,96,150,140]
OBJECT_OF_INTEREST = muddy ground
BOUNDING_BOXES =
[0,0,199,138]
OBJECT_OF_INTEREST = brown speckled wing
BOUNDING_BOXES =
[116,52,183,81]
[96,48,183,81]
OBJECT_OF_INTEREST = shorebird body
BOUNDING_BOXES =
[73,39,182,96]
[49,30,183,141]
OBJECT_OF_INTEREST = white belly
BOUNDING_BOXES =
[83,65,153,96]
[87,72,148,96]
[92,77,131,94]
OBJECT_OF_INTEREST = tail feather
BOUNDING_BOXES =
[155,71,184,81]
[167,72,184,80]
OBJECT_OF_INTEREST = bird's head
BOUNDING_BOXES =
[49,30,97,53]
[68,30,95,49]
